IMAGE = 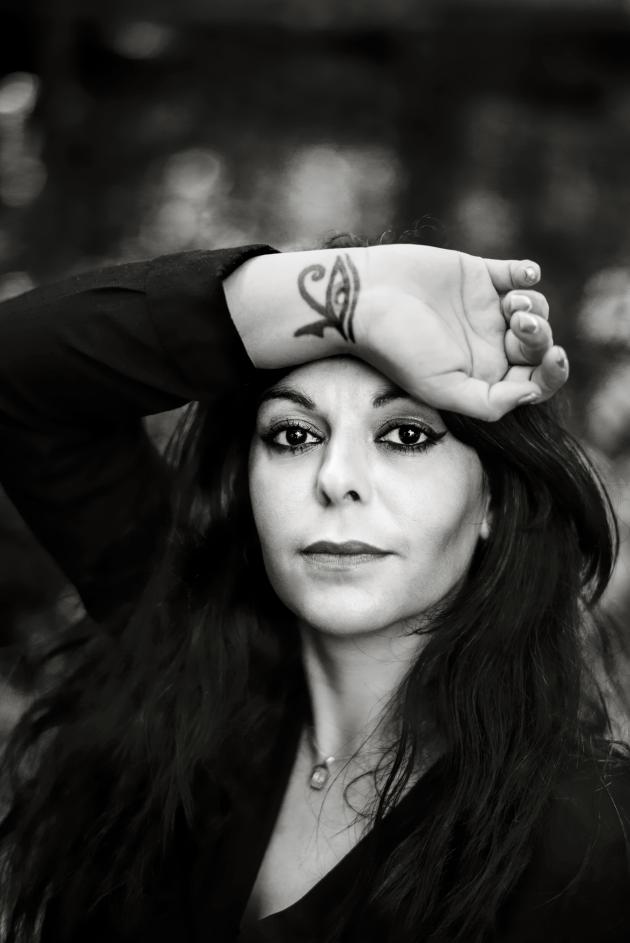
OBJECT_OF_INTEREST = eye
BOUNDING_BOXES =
[381,424,428,446]
[377,421,446,453]
[262,421,322,453]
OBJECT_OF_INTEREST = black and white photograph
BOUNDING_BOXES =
[1,1,630,940]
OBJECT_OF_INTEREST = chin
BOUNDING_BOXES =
[264,568,444,639]
[287,596,417,640]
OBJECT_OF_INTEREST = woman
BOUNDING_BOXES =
[0,240,628,942]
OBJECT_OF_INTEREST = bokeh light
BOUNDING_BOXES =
[453,189,517,254]
[0,72,39,119]
[280,144,402,246]
[0,272,35,302]
[106,21,176,60]
[136,148,228,254]
[578,267,630,350]
[0,71,46,210]
[0,156,47,208]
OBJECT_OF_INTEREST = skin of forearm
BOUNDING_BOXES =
[222,246,377,370]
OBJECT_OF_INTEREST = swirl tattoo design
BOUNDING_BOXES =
[294,253,360,342]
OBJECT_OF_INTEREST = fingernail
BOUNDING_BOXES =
[524,266,538,283]
[511,294,533,313]
[519,313,539,334]
[518,392,539,405]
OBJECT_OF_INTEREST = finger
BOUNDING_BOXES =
[500,289,550,323]
[426,373,542,422]
[486,377,544,420]
[499,349,569,402]
[505,313,553,365]
[502,363,539,385]
[484,258,541,293]
[441,350,568,421]
[529,345,569,401]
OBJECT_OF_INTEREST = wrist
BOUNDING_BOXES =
[224,247,371,370]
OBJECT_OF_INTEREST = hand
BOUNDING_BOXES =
[359,245,567,421]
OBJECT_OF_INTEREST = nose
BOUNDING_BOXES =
[316,433,372,506]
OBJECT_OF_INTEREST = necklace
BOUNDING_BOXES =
[306,728,354,791]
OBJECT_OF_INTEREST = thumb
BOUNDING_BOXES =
[485,378,541,420]
[428,374,541,421]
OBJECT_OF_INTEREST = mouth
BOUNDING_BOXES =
[301,540,392,570]
[303,540,389,555]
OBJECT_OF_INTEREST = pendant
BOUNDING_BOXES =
[309,759,333,791]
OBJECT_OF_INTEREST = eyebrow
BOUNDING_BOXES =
[258,383,416,410]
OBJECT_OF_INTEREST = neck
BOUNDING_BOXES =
[298,621,428,759]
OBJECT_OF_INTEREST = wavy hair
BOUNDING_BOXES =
[1,256,628,942]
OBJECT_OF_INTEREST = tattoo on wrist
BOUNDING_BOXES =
[294,253,360,342]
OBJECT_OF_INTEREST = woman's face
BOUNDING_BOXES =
[249,357,490,638]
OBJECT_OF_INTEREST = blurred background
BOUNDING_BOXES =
[1,0,630,734]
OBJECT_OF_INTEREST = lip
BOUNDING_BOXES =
[302,540,389,555]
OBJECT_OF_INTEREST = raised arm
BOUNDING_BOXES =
[225,244,567,421]
[0,241,565,622]
[0,246,279,621]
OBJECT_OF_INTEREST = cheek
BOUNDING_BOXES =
[389,453,486,578]
[248,447,304,554]
[248,453,310,610]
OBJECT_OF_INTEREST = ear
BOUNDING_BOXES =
[479,515,492,541]
[479,490,493,541]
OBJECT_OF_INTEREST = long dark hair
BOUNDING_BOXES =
[362,403,628,939]
[1,312,628,941]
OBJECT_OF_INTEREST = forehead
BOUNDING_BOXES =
[257,356,441,421]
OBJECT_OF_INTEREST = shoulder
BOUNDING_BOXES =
[543,750,630,863]
[496,750,630,942]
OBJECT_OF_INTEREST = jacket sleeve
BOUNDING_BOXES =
[0,245,277,622]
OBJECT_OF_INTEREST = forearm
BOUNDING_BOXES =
[224,243,566,422]
[222,243,451,372]
[0,246,277,430]
[223,246,376,369]
[0,245,276,619]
